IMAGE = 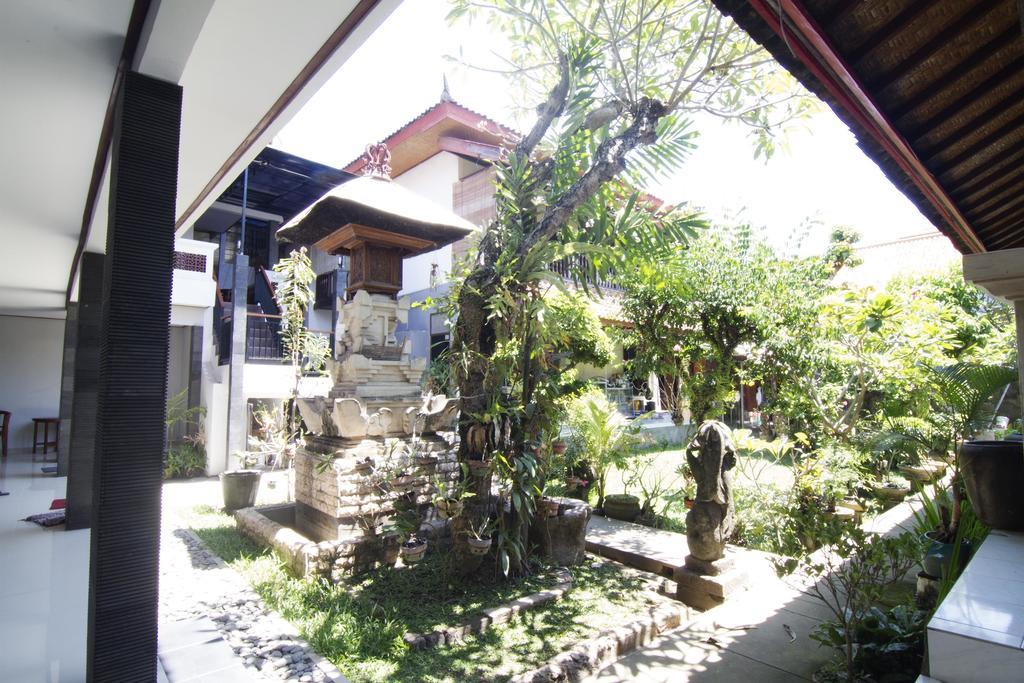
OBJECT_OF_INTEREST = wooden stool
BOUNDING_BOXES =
[32,417,60,460]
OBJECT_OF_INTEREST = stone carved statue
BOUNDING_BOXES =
[296,394,459,440]
[685,420,736,567]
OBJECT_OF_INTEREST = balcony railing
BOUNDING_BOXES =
[549,255,624,292]
[244,314,332,363]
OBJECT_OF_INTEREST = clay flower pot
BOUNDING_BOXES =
[539,497,560,518]
[466,536,492,556]
[400,538,427,564]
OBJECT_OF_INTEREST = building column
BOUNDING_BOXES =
[56,303,78,476]
[65,253,104,530]
[226,254,249,468]
[87,71,181,683]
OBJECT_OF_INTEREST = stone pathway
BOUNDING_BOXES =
[159,478,347,683]
[586,492,928,682]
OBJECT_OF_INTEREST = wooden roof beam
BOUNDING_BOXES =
[437,135,502,162]
[846,0,933,63]
[978,207,1024,248]
[917,81,1024,156]
[889,28,1019,121]
[744,0,986,253]
[905,53,1024,137]
[867,0,1004,92]
[959,163,1024,213]
[949,137,1024,197]
[929,109,1024,171]
[971,188,1024,226]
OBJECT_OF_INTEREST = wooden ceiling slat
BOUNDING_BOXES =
[970,188,1024,226]
[889,29,1019,121]
[846,0,934,63]
[959,164,1024,213]
[977,208,1024,247]
[905,52,1024,138]
[917,80,1024,155]
[949,139,1024,198]
[930,108,1024,173]
[867,0,1004,92]
[819,0,862,28]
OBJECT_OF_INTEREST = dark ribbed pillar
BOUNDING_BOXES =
[87,71,181,683]
[56,302,78,477]
[66,253,105,529]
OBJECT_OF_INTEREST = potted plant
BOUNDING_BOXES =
[465,517,495,556]
[913,485,978,579]
[221,451,261,511]
[565,388,642,511]
[872,477,910,507]
[389,497,427,565]
[603,493,641,522]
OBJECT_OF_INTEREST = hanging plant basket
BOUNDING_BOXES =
[552,439,567,455]
[467,459,490,477]
[436,498,463,520]
[415,455,439,473]
[466,536,492,556]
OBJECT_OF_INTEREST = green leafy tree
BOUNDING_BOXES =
[623,224,829,425]
[274,247,330,436]
[446,0,809,576]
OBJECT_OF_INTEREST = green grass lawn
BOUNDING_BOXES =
[185,505,662,683]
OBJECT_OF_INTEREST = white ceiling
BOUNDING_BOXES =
[0,0,400,318]
[0,0,135,317]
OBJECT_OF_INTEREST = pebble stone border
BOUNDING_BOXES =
[160,521,348,683]
[403,568,574,650]
[510,600,691,683]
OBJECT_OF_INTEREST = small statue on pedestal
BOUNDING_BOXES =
[684,420,736,574]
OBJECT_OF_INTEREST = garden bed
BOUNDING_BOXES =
[185,505,670,682]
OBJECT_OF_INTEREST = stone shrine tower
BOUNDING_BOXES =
[275,144,474,570]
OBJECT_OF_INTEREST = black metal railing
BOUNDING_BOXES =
[549,255,624,292]
[315,270,336,310]
[246,314,284,361]
[244,314,332,363]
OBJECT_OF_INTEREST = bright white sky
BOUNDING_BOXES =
[275,0,939,255]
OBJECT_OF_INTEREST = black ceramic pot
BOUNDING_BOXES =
[220,470,261,511]
[960,440,1024,530]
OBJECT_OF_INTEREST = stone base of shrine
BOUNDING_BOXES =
[673,547,777,610]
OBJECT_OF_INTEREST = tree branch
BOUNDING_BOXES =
[523,97,669,253]
[515,51,572,159]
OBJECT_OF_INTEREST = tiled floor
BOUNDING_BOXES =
[0,451,88,683]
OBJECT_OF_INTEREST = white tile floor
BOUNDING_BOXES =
[0,451,89,683]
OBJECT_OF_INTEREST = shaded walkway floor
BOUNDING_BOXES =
[587,516,831,681]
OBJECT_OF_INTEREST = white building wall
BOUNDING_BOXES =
[394,152,461,295]
[0,315,64,451]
